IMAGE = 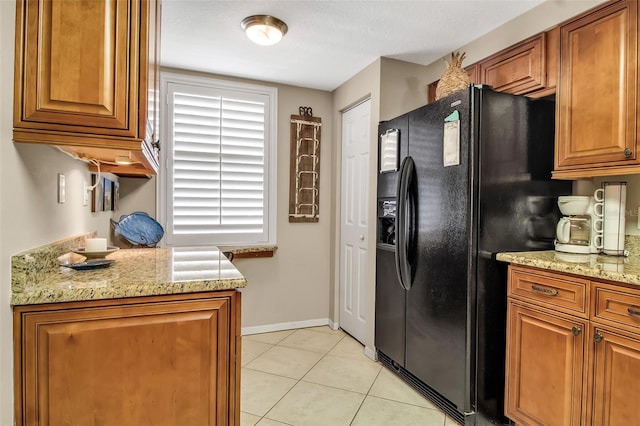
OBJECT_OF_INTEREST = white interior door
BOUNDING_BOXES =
[339,99,371,344]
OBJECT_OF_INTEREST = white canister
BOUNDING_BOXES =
[86,237,107,252]
[594,181,626,256]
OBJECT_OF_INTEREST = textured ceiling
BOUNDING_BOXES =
[161,0,545,91]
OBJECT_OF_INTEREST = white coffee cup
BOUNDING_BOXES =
[594,182,626,256]
[593,233,603,250]
[587,196,604,253]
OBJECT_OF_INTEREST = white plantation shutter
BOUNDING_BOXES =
[160,74,277,246]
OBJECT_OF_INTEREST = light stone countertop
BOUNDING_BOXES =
[496,250,640,286]
[11,234,246,306]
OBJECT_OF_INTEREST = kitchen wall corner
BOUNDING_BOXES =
[0,6,156,422]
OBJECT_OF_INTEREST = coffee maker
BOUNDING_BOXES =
[555,196,602,254]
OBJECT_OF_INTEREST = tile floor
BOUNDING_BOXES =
[241,326,459,426]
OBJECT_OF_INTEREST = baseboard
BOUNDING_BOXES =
[364,345,377,361]
[242,318,332,335]
[328,319,339,331]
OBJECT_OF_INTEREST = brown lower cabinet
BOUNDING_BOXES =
[589,325,640,426]
[13,291,241,426]
[505,302,586,425]
[505,266,640,426]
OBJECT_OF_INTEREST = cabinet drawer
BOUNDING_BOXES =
[593,283,640,333]
[509,266,589,317]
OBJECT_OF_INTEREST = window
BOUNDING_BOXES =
[159,72,277,247]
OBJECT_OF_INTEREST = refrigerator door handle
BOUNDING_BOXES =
[395,156,415,290]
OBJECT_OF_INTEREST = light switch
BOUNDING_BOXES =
[58,173,65,204]
[82,181,89,206]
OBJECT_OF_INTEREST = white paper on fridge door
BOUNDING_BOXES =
[443,119,460,167]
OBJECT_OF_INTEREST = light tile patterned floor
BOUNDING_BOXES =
[241,326,459,426]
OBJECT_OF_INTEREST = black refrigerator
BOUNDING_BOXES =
[375,86,571,425]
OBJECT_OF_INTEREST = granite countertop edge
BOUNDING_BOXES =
[11,234,248,306]
[11,278,247,306]
[496,251,640,286]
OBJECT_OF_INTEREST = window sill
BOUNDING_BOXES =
[221,246,277,262]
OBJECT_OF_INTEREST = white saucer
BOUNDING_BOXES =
[72,246,120,259]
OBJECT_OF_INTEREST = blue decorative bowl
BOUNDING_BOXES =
[110,212,164,247]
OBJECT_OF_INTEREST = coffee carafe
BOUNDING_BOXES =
[555,196,603,254]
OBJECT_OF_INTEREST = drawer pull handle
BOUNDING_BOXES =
[624,148,632,158]
[628,307,640,316]
[531,284,558,296]
[572,326,581,336]
[594,332,603,343]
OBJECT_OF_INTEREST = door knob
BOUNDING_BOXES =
[359,234,365,241]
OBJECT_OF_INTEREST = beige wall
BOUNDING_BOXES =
[379,57,431,121]
[235,83,334,330]
[329,57,436,353]
[0,0,620,422]
[158,68,335,330]
[422,0,609,84]
[575,176,640,236]
[328,0,613,357]
[118,177,157,218]
[331,59,382,353]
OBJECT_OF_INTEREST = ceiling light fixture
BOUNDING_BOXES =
[241,15,288,46]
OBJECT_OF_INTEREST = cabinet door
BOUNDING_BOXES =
[555,0,639,173]
[505,302,586,426]
[17,297,233,426]
[478,34,546,95]
[464,63,479,85]
[139,0,161,165]
[590,326,640,426]
[15,0,139,137]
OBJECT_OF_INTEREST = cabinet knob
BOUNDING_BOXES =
[594,332,603,343]
[571,326,581,336]
[624,148,632,158]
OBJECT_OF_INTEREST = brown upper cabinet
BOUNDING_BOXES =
[427,28,558,103]
[478,33,548,96]
[553,0,639,179]
[13,0,161,177]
